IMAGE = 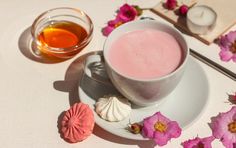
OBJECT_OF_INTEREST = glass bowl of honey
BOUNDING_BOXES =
[31,7,93,59]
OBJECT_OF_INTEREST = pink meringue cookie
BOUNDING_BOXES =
[61,102,94,143]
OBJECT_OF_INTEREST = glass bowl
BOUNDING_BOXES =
[31,7,93,59]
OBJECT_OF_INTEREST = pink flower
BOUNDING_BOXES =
[142,112,182,146]
[179,5,188,16]
[210,106,236,148]
[181,136,215,148]
[102,3,141,36]
[218,31,236,62]
[102,25,114,36]
[165,0,177,10]
[117,3,137,22]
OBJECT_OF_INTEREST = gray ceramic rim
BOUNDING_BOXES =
[103,20,189,82]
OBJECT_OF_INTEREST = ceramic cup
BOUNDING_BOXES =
[85,20,189,106]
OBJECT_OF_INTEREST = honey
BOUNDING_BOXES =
[37,21,88,58]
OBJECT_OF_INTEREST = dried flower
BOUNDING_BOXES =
[233,92,236,100]
[128,122,143,134]
[179,5,189,16]
[218,31,236,62]
[117,3,137,22]
[210,106,236,148]
[181,136,215,148]
[102,25,114,37]
[102,18,123,36]
[165,0,177,10]
[142,112,181,146]
[132,5,143,16]
[227,92,236,104]
[102,3,142,36]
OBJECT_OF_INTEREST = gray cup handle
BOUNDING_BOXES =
[84,54,111,85]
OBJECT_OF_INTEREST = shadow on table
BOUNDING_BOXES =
[54,51,155,148]
[18,26,68,63]
[53,51,98,106]
[94,124,155,148]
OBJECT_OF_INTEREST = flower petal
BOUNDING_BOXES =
[220,46,230,51]
[153,132,170,146]
[225,106,236,121]
[102,26,114,36]
[143,115,157,126]
[219,35,231,48]
[154,112,171,124]
[232,54,236,63]
[179,5,189,16]
[226,31,236,43]
[108,17,122,26]
[142,123,154,138]
[211,113,231,139]
[181,137,201,148]
[165,0,177,10]
[219,50,233,62]
[201,136,215,148]
[221,138,235,148]
[142,114,157,138]
[117,3,137,22]
[210,107,236,147]
[222,132,236,144]
[182,136,215,148]
[166,121,181,138]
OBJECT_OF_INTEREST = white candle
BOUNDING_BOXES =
[187,5,217,35]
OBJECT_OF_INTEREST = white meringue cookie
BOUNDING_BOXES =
[95,95,131,122]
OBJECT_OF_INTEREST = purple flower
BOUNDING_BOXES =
[218,31,236,62]
[210,106,236,148]
[117,3,137,22]
[142,112,182,146]
[181,136,215,148]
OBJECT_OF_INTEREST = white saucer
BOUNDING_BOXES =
[79,57,209,140]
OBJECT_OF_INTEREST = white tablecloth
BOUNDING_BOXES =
[0,0,235,147]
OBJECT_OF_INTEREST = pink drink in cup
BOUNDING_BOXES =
[108,29,183,79]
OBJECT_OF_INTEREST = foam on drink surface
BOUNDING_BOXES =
[108,29,183,79]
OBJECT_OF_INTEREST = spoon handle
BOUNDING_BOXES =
[190,48,236,81]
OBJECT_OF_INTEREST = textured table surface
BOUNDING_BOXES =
[0,0,235,147]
